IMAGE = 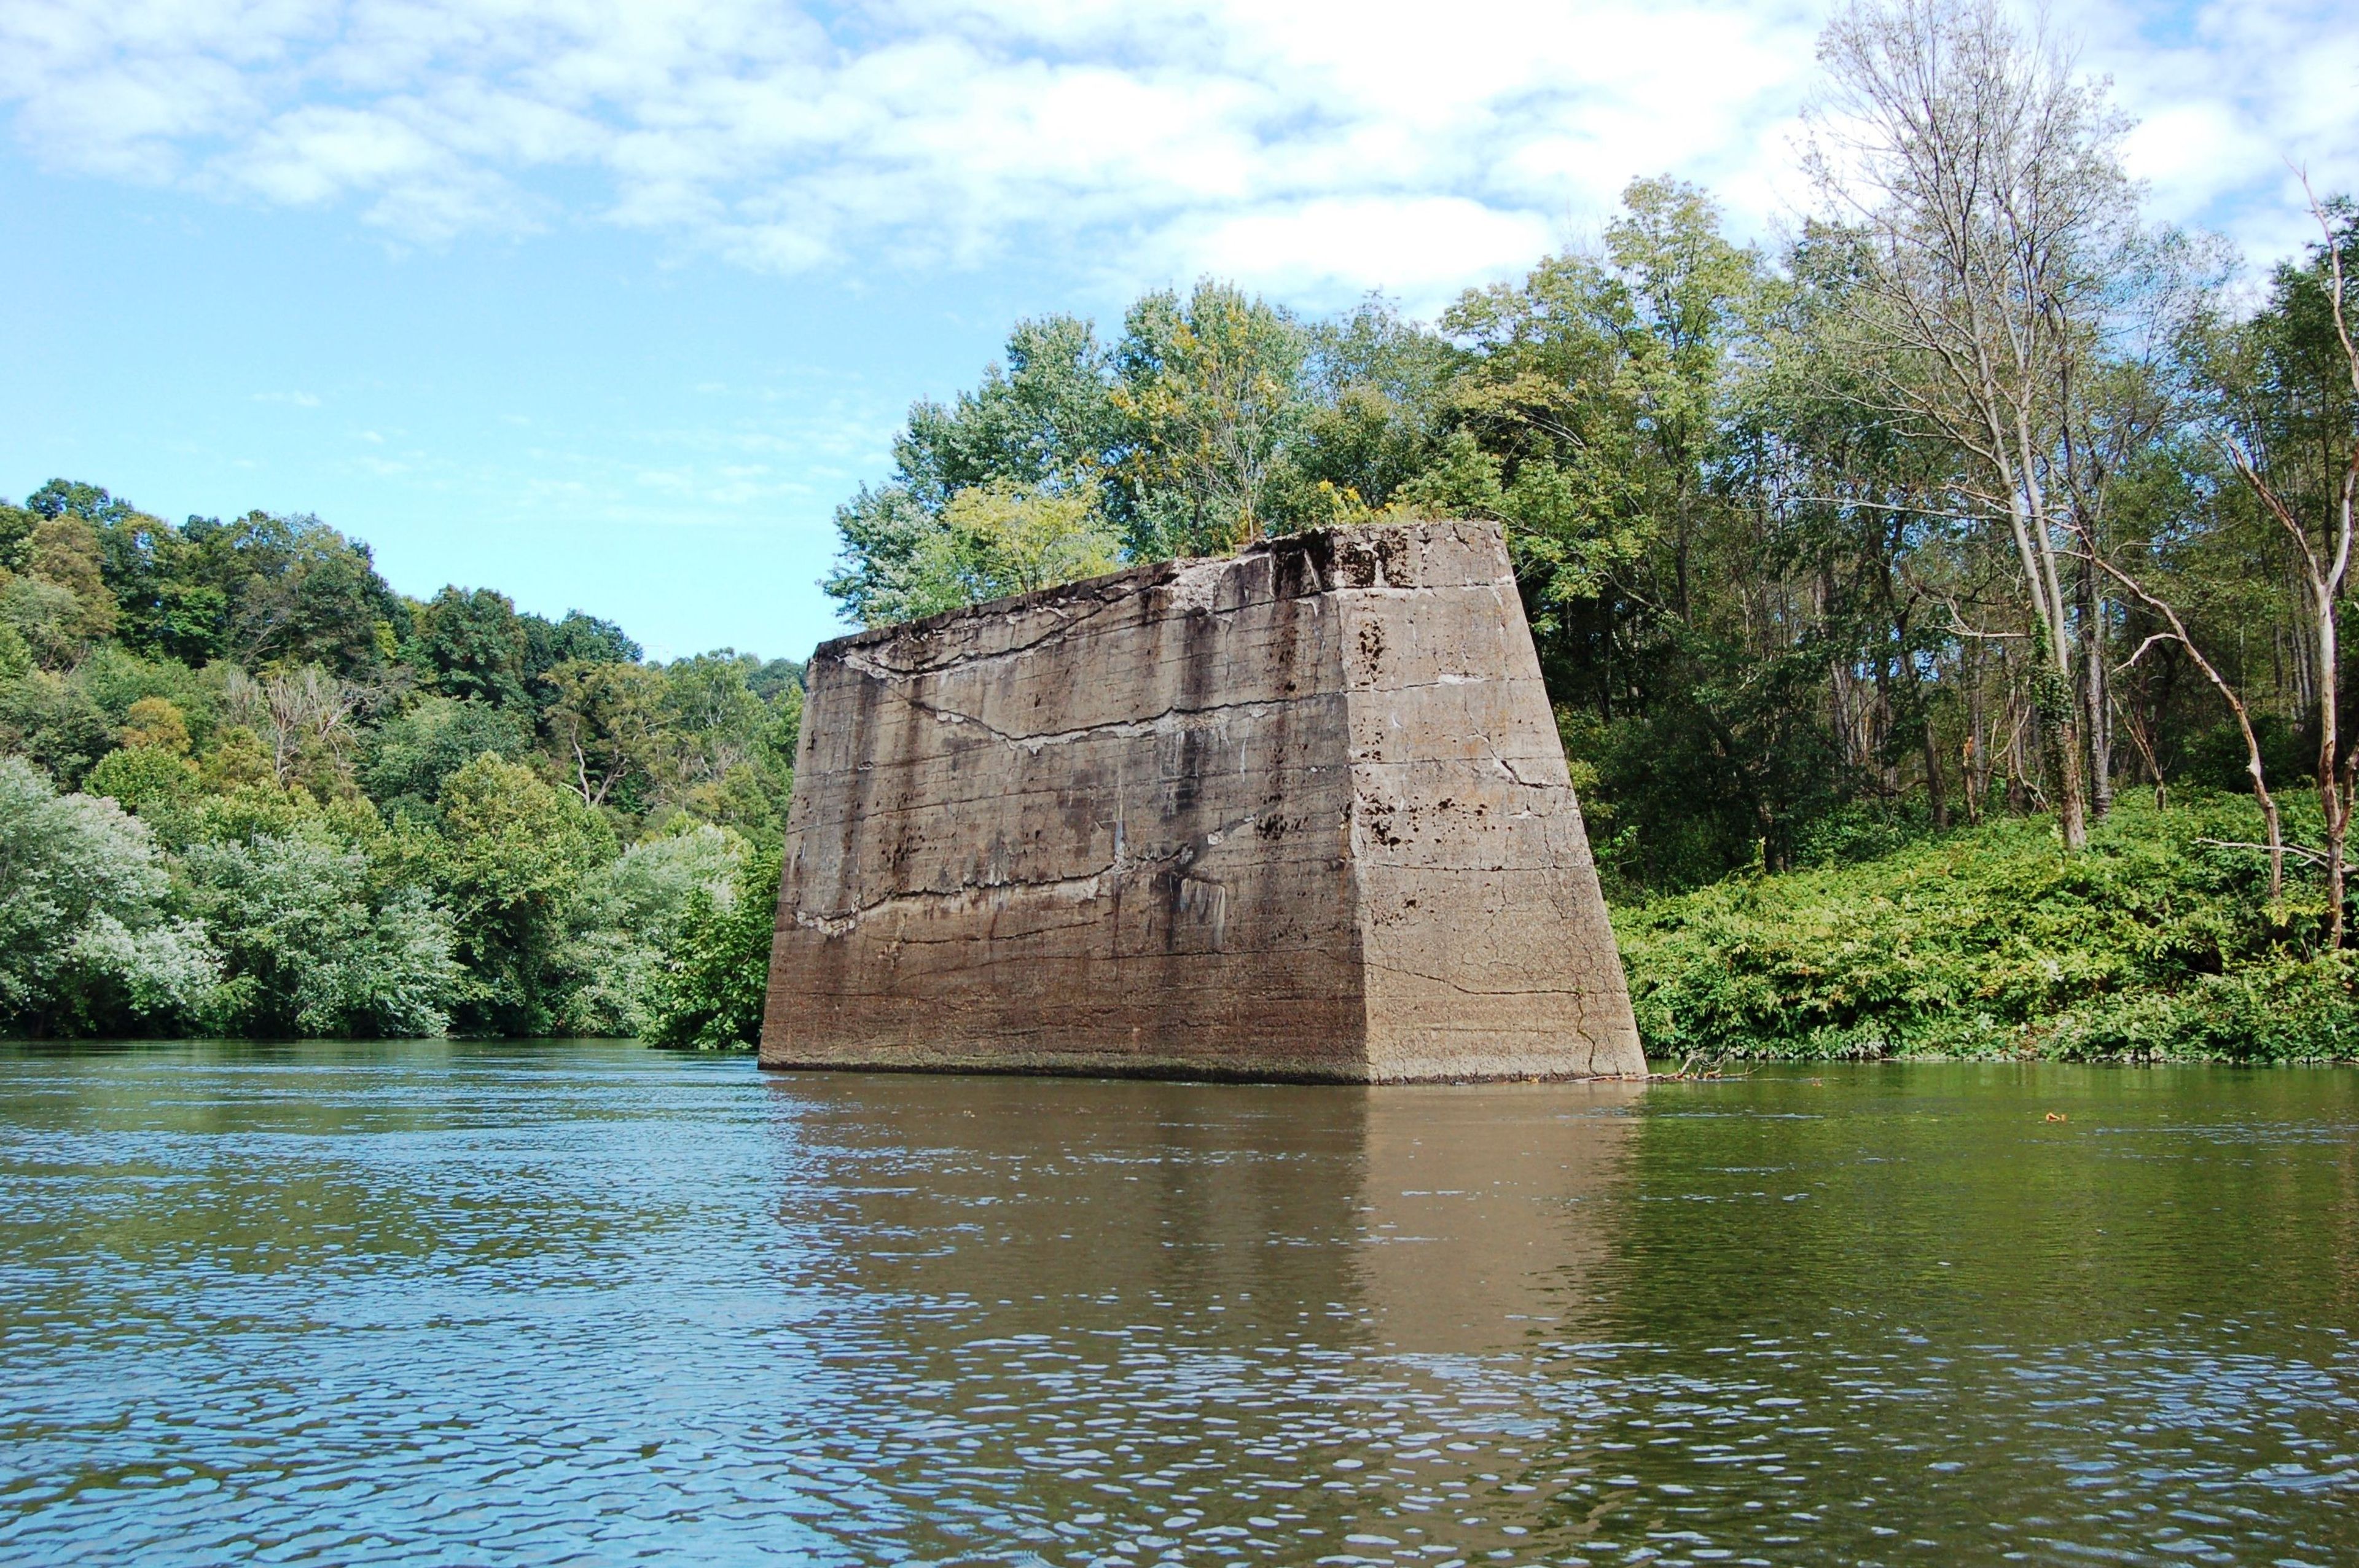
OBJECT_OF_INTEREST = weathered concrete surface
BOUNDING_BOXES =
[759,518,1645,1081]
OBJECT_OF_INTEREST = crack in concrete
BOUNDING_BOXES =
[831,553,1303,681]
[838,677,1321,756]
[794,806,1277,935]
[1359,955,1606,1000]
[1490,754,1557,790]
[836,582,1144,678]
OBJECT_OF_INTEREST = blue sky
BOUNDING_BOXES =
[2,0,2352,664]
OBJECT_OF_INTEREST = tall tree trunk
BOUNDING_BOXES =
[1962,641,1987,825]
[2001,479,2089,848]
[2080,556,2113,821]
[2006,682,2035,815]
[1922,716,1950,830]
[1874,650,1899,799]
[2317,571,2347,947]
[2051,711,2089,843]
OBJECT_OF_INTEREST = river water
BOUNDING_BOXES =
[1,1042,2353,1567]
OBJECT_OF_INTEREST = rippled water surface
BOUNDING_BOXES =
[2,1043,2356,1566]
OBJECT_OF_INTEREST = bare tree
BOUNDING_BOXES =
[2217,179,2359,943]
[2087,548,2284,897]
[1809,0,2143,849]
[227,665,362,786]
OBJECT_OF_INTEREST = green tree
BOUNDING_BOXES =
[885,480,1124,619]
[659,653,769,789]
[523,610,643,681]
[747,657,804,702]
[25,478,136,528]
[423,753,615,1035]
[84,746,199,815]
[903,314,1122,503]
[540,659,666,809]
[1111,281,1310,556]
[72,646,223,751]
[0,575,90,669]
[0,756,218,1036]
[360,696,534,815]
[26,517,120,642]
[119,695,192,755]
[824,314,1121,625]
[183,832,459,1038]
[405,586,533,708]
[1266,297,1455,525]
[652,653,800,842]
[553,823,746,1036]
[0,501,37,571]
[0,671,115,786]
[144,509,404,675]
[645,845,780,1050]
[824,483,953,628]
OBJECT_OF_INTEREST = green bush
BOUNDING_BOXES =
[644,848,780,1051]
[182,832,459,1039]
[550,824,746,1036]
[0,756,219,1036]
[417,754,616,1036]
[84,746,198,814]
[1618,792,2354,1063]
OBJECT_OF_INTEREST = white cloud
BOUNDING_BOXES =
[1176,197,1559,313]
[2062,0,2359,262]
[2,0,2353,304]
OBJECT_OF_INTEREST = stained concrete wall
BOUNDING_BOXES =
[759,518,1644,1081]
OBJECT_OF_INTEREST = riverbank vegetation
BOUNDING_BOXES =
[0,483,801,1043]
[1620,792,2353,1063]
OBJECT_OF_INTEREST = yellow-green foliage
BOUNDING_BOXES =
[1618,793,2357,1063]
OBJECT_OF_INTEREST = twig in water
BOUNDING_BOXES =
[1651,1050,1751,1081]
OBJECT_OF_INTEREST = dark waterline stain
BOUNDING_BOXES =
[1,1042,2354,1566]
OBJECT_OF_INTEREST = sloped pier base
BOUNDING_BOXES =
[759,518,1644,1082]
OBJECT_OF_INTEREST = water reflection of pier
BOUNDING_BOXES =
[764,1074,1638,1336]
[759,1072,1642,1562]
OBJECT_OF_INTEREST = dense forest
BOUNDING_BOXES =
[7,0,2357,1055]
[0,478,799,1045]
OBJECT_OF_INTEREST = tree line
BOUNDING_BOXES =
[824,0,2359,930]
[1,481,793,1044]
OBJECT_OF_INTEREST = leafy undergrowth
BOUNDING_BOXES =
[1616,792,2358,1063]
